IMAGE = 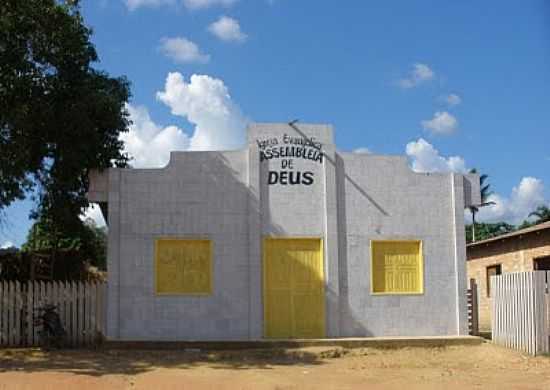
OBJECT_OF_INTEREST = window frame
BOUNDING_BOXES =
[154,237,213,296]
[370,240,424,296]
[533,256,550,271]
[485,264,502,298]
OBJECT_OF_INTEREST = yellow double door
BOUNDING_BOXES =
[263,238,325,339]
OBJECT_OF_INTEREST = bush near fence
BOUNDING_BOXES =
[0,249,106,282]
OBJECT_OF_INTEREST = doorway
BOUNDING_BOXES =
[263,238,325,339]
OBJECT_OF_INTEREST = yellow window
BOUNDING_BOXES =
[371,240,423,294]
[155,239,212,295]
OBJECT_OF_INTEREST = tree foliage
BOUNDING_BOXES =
[465,204,550,244]
[0,219,107,279]
[22,216,107,270]
[528,205,550,224]
[466,168,497,242]
[465,222,515,244]
[467,168,493,214]
[0,0,130,232]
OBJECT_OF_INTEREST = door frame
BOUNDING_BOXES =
[262,237,326,339]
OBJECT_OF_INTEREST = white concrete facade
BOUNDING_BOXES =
[88,123,480,340]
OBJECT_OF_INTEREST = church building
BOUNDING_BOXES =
[88,122,480,340]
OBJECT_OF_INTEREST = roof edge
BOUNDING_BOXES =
[467,221,550,248]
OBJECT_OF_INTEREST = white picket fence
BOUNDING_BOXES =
[0,281,106,347]
[491,271,549,356]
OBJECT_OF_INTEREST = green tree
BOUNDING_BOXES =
[84,220,107,271]
[0,0,130,234]
[528,205,550,224]
[22,216,107,270]
[465,222,515,244]
[467,169,496,242]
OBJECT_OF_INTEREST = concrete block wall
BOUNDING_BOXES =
[106,151,252,340]
[337,154,470,336]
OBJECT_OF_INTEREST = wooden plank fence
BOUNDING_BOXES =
[467,278,479,336]
[0,281,106,347]
[491,271,549,356]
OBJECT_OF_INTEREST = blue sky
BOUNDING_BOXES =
[1,0,549,248]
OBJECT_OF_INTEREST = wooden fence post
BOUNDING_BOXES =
[468,278,479,336]
[89,283,96,344]
[535,271,549,354]
[14,281,21,346]
[78,282,84,346]
[0,281,4,346]
[547,271,550,341]
[99,282,106,338]
[26,282,32,346]
[63,281,71,346]
[8,281,14,346]
[71,281,77,346]
[32,281,38,343]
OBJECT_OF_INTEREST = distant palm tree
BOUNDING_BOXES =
[468,169,496,242]
[528,205,550,224]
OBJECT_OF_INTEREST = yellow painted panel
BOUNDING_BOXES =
[263,238,325,339]
[371,240,423,294]
[155,239,212,295]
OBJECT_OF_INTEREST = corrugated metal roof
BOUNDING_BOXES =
[467,221,550,248]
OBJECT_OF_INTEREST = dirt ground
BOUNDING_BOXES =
[0,342,549,390]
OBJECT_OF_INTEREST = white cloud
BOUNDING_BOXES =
[121,104,191,168]
[1,241,14,249]
[156,72,247,150]
[475,177,548,224]
[208,16,247,43]
[81,204,107,227]
[444,94,461,107]
[118,73,245,169]
[159,37,210,64]
[406,138,467,173]
[353,147,372,154]
[125,0,175,11]
[398,63,435,88]
[421,111,458,135]
[183,0,237,10]
[405,139,548,225]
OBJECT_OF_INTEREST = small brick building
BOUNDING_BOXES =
[467,221,550,331]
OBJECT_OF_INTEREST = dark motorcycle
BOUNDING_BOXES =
[33,304,67,349]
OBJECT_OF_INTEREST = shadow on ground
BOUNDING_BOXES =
[0,347,336,377]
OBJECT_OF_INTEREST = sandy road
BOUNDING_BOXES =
[1,342,549,389]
